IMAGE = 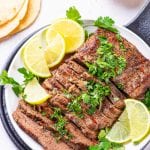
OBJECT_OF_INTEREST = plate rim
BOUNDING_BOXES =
[0,21,150,150]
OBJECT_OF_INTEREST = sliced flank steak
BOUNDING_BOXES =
[13,27,149,150]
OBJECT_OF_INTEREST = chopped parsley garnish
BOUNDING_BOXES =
[51,108,70,139]
[0,67,35,97]
[67,96,83,117]
[116,83,124,90]
[66,6,83,25]
[67,81,110,116]
[116,34,126,51]
[82,81,110,114]
[143,89,150,110]
[89,129,125,150]
[86,37,126,82]
[41,111,47,116]
[94,16,118,33]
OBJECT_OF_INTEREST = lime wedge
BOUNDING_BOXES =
[24,78,50,104]
[45,29,65,68]
[106,99,150,144]
[50,18,85,53]
[125,99,150,142]
[22,35,51,78]
[106,110,131,143]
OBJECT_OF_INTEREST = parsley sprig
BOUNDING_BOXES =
[94,16,118,33]
[66,6,83,25]
[86,37,126,82]
[89,129,125,150]
[18,67,35,84]
[51,108,71,139]
[0,67,35,98]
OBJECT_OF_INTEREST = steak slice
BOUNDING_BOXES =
[65,113,97,139]
[42,77,64,95]
[101,99,122,119]
[53,65,81,96]
[66,60,101,83]
[70,35,100,65]
[18,100,95,148]
[58,63,87,91]
[67,60,86,74]
[13,109,72,150]
[92,111,114,129]
[113,60,150,98]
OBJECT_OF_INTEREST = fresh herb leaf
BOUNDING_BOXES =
[0,68,35,98]
[89,129,125,150]
[0,70,19,85]
[18,67,35,84]
[66,6,83,25]
[94,17,118,33]
[86,37,126,82]
[143,89,150,110]
[0,70,23,96]
[51,108,70,138]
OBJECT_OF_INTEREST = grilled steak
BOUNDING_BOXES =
[13,27,149,150]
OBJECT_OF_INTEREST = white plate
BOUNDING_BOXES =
[4,22,150,150]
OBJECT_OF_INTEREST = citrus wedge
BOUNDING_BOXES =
[50,18,85,53]
[22,35,51,78]
[24,78,50,104]
[125,99,150,142]
[45,29,65,68]
[106,110,131,143]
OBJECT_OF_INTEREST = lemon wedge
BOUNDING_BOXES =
[45,29,65,68]
[50,18,85,53]
[24,78,50,104]
[22,35,51,78]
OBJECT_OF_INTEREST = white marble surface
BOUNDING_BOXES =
[0,0,149,149]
